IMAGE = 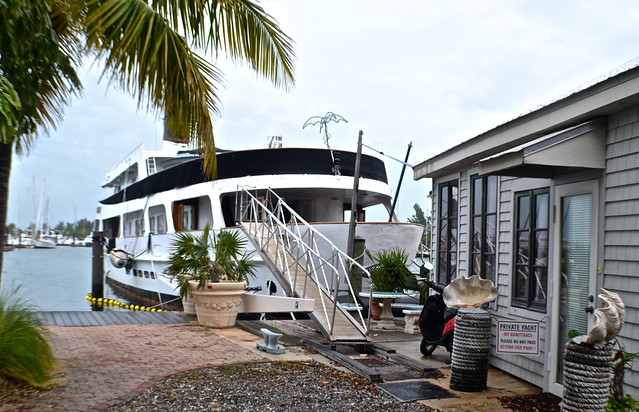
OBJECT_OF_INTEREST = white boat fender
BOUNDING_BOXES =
[109,248,132,269]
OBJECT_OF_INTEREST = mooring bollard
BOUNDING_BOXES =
[561,341,613,411]
[449,307,492,392]
[257,328,285,354]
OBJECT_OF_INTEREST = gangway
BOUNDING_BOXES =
[236,188,371,342]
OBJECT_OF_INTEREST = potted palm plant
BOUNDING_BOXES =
[368,248,413,321]
[369,248,412,293]
[166,225,256,328]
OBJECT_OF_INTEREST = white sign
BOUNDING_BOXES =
[497,321,540,355]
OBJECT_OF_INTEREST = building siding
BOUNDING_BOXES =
[434,171,550,388]
[426,104,639,395]
[490,175,547,388]
[417,67,639,398]
[603,106,639,397]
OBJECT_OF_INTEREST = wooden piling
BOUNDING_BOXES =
[92,231,104,298]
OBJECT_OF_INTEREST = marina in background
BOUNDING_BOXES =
[1,246,129,311]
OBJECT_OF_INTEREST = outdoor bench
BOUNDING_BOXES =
[378,302,423,334]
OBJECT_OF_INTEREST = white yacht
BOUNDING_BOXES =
[96,135,424,309]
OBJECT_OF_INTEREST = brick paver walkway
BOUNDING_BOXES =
[2,324,267,411]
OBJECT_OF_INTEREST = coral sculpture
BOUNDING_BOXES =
[583,288,625,345]
[442,275,499,309]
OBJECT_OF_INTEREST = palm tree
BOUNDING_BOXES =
[0,0,296,281]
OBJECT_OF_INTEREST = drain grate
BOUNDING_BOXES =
[347,354,434,381]
[349,355,393,368]
[378,381,458,402]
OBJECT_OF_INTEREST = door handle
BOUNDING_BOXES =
[585,306,594,314]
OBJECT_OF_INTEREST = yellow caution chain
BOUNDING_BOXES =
[86,293,164,312]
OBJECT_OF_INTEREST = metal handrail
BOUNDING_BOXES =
[237,187,371,338]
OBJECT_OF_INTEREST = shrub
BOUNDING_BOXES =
[369,248,412,293]
[607,340,639,412]
[0,293,54,388]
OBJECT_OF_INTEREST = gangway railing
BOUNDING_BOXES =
[236,188,372,342]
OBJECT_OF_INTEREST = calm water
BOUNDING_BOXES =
[1,247,129,311]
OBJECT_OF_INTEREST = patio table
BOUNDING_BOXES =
[359,291,418,330]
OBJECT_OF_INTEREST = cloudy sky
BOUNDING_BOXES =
[8,0,639,227]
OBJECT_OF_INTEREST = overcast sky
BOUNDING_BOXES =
[8,0,639,227]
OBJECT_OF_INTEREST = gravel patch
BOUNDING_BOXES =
[107,360,433,412]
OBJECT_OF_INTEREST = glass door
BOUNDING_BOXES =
[549,180,598,396]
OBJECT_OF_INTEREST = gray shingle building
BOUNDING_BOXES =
[414,63,639,397]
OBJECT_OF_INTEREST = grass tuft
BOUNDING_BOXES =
[0,292,55,388]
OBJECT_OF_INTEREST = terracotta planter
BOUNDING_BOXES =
[189,281,246,328]
[371,300,382,320]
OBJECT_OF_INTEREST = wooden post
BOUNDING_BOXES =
[92,231,104,299]
[349,236,366,302]
[346,131,363,259]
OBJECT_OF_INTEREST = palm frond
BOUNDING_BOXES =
[167,226,256,289]
[0,0,82,151]
[210,0,296,90]
[83,0,221,175]
[0,75,21,143]
[153,0,295,91]
[370,248,411,293]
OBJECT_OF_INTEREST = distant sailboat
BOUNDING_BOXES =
[32,183,57,249]
[33,234,57,249]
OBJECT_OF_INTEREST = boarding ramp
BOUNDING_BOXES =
[237,188,371,342]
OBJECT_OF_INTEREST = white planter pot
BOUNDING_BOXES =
[189,281,246,328]
[181,291,196,315]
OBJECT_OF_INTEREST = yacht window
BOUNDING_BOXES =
[149,205,167,234]
[184,206,193,230]
[220,195,236,226]
[342,205,365,222]
[156,215,166,234]
[172,197,212,231]
[124,210,144,237]
[173,200,197,231]
[102,216,122,239]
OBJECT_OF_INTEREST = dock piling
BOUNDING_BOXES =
[92,231,104,299]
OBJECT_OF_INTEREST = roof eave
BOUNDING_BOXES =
[414,65,639,180]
